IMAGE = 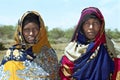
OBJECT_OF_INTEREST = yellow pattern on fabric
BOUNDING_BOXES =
[62,65,72,76]
[2,11,57,79]
[116,71,120,80]
[4,61,25,80]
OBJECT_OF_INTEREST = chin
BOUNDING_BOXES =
[28,41,34,44]
[88,37,95,40]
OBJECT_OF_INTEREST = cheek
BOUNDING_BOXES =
[22,32,29,41]
[83,27,88,34]
[34,31,39,37]
[94,27,100,35]
[22,32,28,38]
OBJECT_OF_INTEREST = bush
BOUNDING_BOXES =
[48,28,65,39]
[0,42,6,50]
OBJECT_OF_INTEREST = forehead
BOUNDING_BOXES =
[23,22,39,29]
[85,18,100,22]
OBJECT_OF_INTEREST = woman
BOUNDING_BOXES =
[59,7,119,80]
[0,11,58,80]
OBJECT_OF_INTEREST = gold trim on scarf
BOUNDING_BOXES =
[62,65,72,76]
[116,71,120,80]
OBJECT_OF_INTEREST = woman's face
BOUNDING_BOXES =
[83,18,101,40]
[23,22,39,44]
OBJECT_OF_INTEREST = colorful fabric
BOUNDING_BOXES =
[4,61,25,80]
[112,58,120,80]
[0,11,58,80]
[59,7,115,80]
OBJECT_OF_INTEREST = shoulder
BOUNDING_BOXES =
[34,46,59,78]
[34,46,58,66]
[40,46,58,58]
[106,35,116,58]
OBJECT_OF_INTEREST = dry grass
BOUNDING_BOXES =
[0,50,6,61]
[51,43,68,60]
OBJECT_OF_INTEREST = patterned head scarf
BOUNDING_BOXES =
[14,11,51,53]
[71,7,106,52]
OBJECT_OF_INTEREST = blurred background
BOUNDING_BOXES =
[0,0,120,61]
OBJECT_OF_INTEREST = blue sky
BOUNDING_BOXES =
[0,0,120,30]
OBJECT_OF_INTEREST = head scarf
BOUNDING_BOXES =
[1,11,58,80]
[71,7,105,52]
[14,11,51,53]
[59,7,114,80]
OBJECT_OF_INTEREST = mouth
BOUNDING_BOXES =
[86,32,96,39]
[88,32,95,36]
[27,36,35,43]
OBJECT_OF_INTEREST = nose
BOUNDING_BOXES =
[29,30,33,35]
[89,24,93,29]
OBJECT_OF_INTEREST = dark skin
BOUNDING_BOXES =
[83,18,101,40]
[22,22,39,44]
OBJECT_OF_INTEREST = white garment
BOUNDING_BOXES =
[64,42,88,61]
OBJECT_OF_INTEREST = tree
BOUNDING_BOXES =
[64,27,74,39]
[0,25,16,39]
[48,28,65,39]
[106,28,120,39]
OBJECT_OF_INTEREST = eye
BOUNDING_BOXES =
[83,22,90,27]
[23,29,30,33]
[93,22,100,27]
[33,27,39,31]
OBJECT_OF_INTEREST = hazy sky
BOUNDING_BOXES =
[0,0,119,30]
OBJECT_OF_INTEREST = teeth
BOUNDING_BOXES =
[28,36,34,40]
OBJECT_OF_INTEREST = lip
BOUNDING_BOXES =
[28,38,34,40]
[27,37,35,41]
[88,32,94,35]
[28,39,34,43]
